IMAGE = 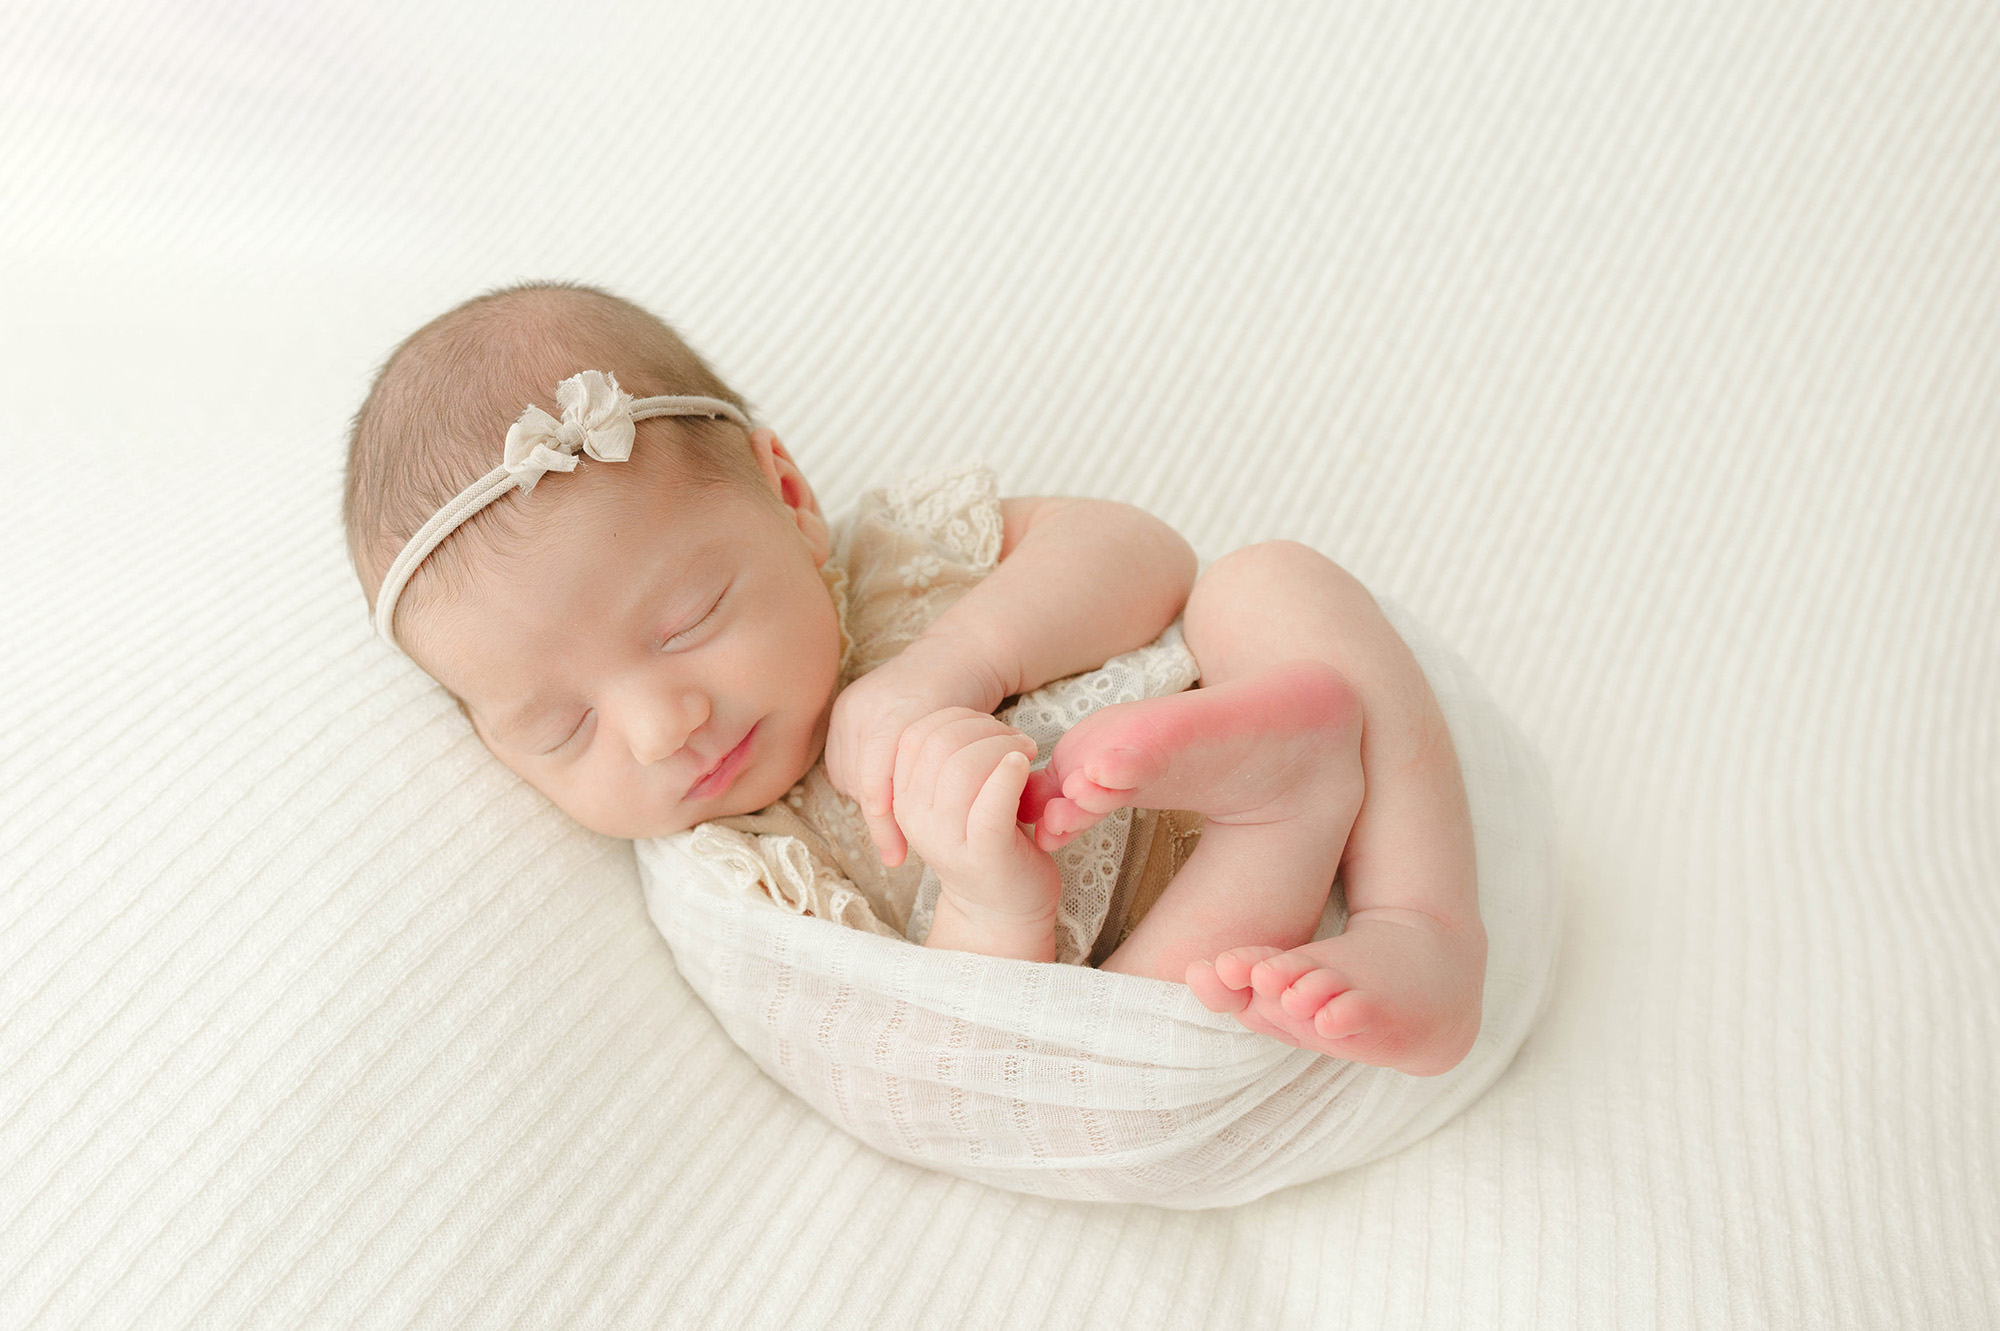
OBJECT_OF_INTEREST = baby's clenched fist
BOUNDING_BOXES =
[891,708,1061,921]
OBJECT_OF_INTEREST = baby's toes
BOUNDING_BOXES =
[1033,824,1072,853]
[1185,959,1251,1013]
[1212,946,1283,991]
[1313,989,1379,1041]
[1046,796,1101,836]
[1276,966,1349,1021]
[1016,766,1063,824]
[1083,743,1167,796]
[1247,951,1325,1000]
[1231,993,1310,1049]
[1031,797,1096,852]
[1059,770,1128,816]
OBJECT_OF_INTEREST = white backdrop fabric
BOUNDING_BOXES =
[1,2,1994,1328]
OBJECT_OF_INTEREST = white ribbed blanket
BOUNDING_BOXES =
[1,2,1994,1326]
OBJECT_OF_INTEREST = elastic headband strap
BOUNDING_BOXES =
[372,369,751,649]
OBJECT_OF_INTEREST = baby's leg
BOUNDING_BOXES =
[1045,541,1486,1076]
[1024,661,1367,958]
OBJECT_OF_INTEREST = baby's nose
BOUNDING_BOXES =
[629,689,710,766]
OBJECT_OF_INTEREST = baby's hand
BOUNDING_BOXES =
[891,708,1052,904]
[824,641,1008,865]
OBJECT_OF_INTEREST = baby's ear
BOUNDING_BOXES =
[795,505,833,567]
[750,428,831,563]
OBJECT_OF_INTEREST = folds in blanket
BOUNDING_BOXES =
[638,833,1395,1208]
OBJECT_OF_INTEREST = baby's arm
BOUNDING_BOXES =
[930,496,1198,706]
[825,497,1198,864]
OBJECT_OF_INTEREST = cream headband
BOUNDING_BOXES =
[373,368,752,649]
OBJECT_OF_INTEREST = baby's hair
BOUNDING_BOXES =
[343,279,763,649]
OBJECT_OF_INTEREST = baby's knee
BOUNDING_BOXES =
[1192,540,1371,618]
[1209,538,1326,577]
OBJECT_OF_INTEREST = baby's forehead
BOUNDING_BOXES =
[453,479,765,626]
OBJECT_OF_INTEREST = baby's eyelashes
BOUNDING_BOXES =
[659,589,728,651]
[537,710,590,755]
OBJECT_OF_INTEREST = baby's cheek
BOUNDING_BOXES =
[525,762,631,837]
[538,770,581,811]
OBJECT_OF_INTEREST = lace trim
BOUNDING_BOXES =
[833,462,1007,684]
[678,822,904,940]
[819,558,856,679]
[774,763,926,933]
[879,462,1003,569]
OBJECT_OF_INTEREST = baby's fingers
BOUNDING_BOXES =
[895,710,1006,801]
[928,730,1033,819]
[858,743,908,866]
[967,747,1034,857]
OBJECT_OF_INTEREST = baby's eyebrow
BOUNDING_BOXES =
[620,542,711,628]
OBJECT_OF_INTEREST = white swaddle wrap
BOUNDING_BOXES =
[637,594,1561,1208]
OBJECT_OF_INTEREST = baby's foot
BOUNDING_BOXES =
[1185,910,1486,1075]
[1018,660,1362,850]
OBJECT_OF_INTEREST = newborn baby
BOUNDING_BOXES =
[344,280,1487,1075]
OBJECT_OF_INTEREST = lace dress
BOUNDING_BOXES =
[661,461,1205,967]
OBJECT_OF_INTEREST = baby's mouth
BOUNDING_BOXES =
[685,723,758,802]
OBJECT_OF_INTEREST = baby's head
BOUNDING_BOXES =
[344,281,845,839]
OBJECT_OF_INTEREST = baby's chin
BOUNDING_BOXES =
[562,763,812,840]
[565,802,709,842]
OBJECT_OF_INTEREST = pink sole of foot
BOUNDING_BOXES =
[1022,661,1360,845]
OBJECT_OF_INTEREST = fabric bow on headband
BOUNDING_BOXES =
[370,369,753,649]
[502,369,636,491]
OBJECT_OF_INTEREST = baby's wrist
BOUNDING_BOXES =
[902,629,1017,712]
[926,886,1057,963]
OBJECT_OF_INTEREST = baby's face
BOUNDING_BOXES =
[408,431,844,839]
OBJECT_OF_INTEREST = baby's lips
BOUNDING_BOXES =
[1016,766,1061,825]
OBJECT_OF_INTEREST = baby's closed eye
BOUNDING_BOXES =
[521,710,591,756]
[659,587,728,651]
